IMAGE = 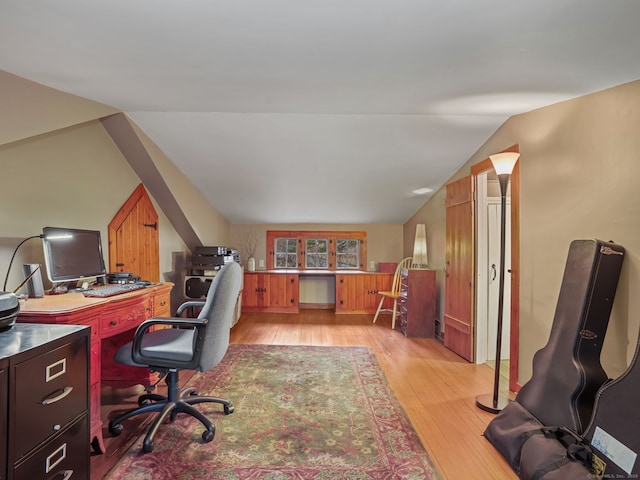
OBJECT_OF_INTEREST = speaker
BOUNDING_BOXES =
[22,263,45,298]
[184,275,215,299]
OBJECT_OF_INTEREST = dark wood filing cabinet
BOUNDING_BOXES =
[0,323,89,480]
[398,269,437,338]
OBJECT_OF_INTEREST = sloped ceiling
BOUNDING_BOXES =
[1,1,639,223]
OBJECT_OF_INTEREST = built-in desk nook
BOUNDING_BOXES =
[242,270,394,314]
[242,269,437,337]
[16,283,173,454]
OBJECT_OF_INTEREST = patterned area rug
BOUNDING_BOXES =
[105,344,441,479]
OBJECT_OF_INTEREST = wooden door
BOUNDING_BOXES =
[444,176,475,361]
[108,184,159,282]
[266,273,298,309]
[336,274,364,312]
[243,273,261,308]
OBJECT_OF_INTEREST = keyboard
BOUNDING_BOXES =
[83,283,147,298]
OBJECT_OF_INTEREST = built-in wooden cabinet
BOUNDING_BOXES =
[398,269,437,338]
[243,272,299,313]
[335,273,393,314]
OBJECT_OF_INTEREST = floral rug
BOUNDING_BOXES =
[105,344,442,479]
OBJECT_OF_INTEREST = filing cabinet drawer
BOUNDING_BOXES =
[14,337,88,459]
[13,414,88,480]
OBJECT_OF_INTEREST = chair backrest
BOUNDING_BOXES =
[195,262,243,372]
[390,257,413,294]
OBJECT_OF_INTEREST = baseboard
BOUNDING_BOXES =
[299,303,335,310]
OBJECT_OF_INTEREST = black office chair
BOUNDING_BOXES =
[108,262,242,453]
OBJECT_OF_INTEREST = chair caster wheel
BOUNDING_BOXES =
[224,404,235,415]
[202,429,215,443]
[109,423,123,437]
[139,398,152,406]
[142,442,154,453]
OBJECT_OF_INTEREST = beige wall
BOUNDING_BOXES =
[408,79,640,384]
[0,120,188,291]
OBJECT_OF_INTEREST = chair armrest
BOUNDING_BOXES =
[175,301,206,317]
[131,317,209,368]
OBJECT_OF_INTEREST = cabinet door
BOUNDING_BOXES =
[265,274,298,311]
[243,273,261,308]
[242,273,298,313]
[370,274,393,311]
[335,274,371,313]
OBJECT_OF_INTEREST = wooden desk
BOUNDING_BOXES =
[17,283,173,454]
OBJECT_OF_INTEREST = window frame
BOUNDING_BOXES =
[266,230,367,271]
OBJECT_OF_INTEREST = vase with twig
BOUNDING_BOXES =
[243,230,259,272]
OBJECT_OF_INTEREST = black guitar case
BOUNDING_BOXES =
[516,239,625,434]
[581,330,640,477]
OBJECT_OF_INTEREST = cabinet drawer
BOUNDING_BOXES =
[101,303,147,337]
[13,414,88,480]
[14,338,88,459]
[154,291,171,317]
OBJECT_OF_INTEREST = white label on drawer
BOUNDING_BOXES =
[46,358,67,382]
[46,442,67,473]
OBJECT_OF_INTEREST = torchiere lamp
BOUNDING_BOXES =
[476,151,520,414]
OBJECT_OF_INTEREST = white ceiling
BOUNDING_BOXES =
[2,1,640,224]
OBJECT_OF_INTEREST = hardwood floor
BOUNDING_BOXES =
[92,309,517,480]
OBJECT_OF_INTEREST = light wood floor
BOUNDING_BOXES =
[230,309,517,480]
[94,309,518,479]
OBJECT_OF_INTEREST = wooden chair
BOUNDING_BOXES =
[372,257,413,329]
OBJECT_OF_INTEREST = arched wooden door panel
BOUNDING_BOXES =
[108,184,159,282]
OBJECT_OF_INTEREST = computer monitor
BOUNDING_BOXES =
[42,227,107,283]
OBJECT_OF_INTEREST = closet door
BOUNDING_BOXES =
[108,183,159,282]
[444,175,474,361]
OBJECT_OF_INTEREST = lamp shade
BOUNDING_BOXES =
[489,152,520,175]
[412,224,428,268]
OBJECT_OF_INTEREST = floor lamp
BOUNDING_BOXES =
[476,151,520,414]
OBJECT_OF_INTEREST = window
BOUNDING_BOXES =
[336,239,359,269]
[274,237,298,268]
[305,238,329,269]
[267,230,367,271]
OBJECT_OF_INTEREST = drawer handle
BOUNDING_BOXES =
[42,386,73,405]
[59,471,74,480]
[110,320,118,326]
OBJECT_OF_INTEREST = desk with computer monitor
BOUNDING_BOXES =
[17,282,173,454]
